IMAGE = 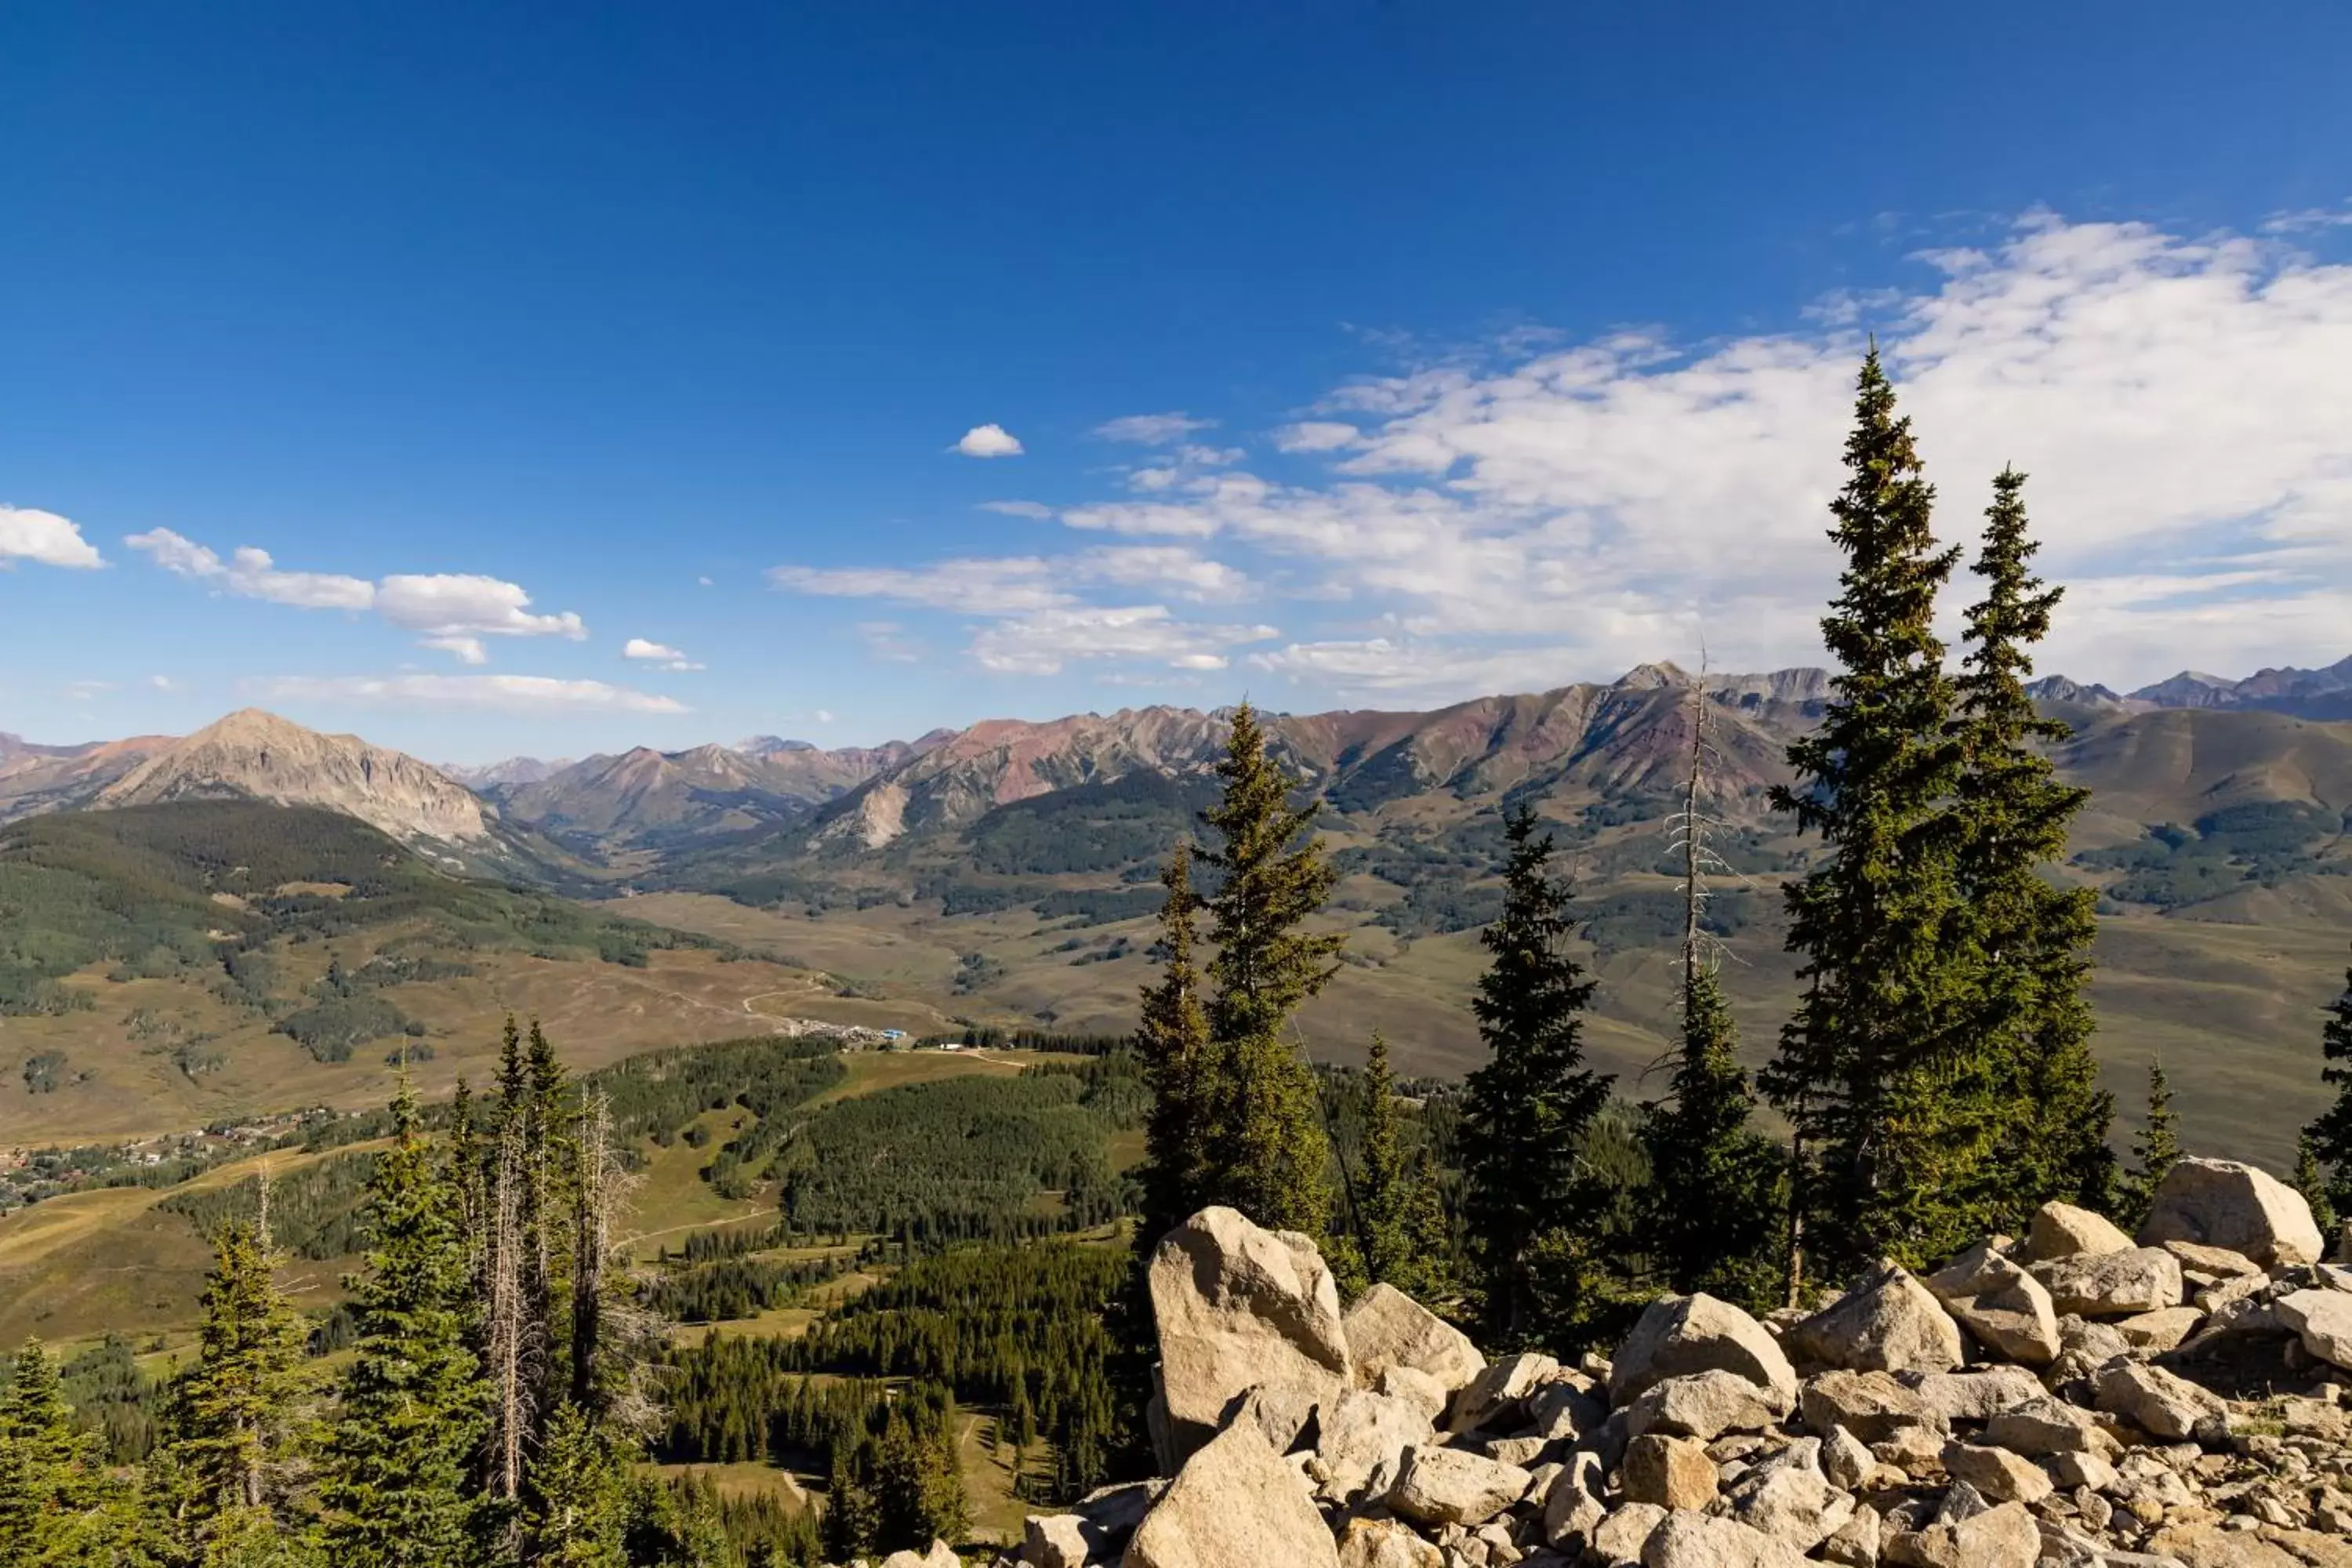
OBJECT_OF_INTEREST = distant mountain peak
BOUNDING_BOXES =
[97,710,493,843]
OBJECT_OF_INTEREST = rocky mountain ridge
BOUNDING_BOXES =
[978,1162,2352,1568]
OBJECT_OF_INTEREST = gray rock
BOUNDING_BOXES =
[1722,1463,1857,1550]
[1024,1513,1104,1568]
[1798,1370,1946,1441]
[1822,1425,1875,1490]
[1388,1444,1534,1527]
[1147,1207,1353,1463]
[1924,1246,2060,1365]
[2021,1203,2135,1264]
[2277,1287,2352,1370]
[1449,1352,1559,1434]
[1627,1370,1792,1442]
[1525,1376,1607,1442]
[1541,1450,1607,1551]
[1610,1295,1798,1409]
[1882,1500,2040,1568]
[2114,1305,2204,1352]
[1639,1511,1811,1568]
[1981,1397,2113,1457]
[1899,1367,2043,1425]
[1317,1389,1437,1501]
[1936,1442,2053,1505]
[1786,1261,1964,1375]
[2030,1247,2183,1318]
[2094,1361,2227,1443]
[2156,1240,2263,1279]
[1346,1283,1487,1395]
[2137,1157,2327,1269]
[1593,1504,1670,1567]
[1121,1415,1341,1568]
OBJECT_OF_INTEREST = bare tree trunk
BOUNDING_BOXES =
[488,1120,532,1511]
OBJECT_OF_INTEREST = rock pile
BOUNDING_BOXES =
[1012,1158,2352,1568]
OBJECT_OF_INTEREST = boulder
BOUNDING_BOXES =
[1449,1351,1559,1433]
[1924,1247,2060,1365]
[1798,1370,1945,1442]
[1526,1376,1608,1442]
[1820,1504,1881,1568]
[1593,1502,1671,1566]
[1640,1510,1812,1568]
[2114,1305,2205,1352]
[1722,1464,1857,1550]
[1821,1425,1875,1490]
[2094,1361,2227,1443]
[1542,1450,1608,1550]
[1345,1283,1486,1394]
[879,1544,960,1568]
[1315,1389,1434,1501]
[2021,1203,2134,1264]
[2278,1288,2352,1370]
[1610,1295,1798,1409]
[1900,1367,2043,1425]
[1787,1262,1963,1375]
[1622,1434,1719,1511]
[2157,1240,2263,1280]
[1146,1207,1353,1461]
[1334,1517,1444,1568]
[2136,1157,2327,1268]
[1221,1383,1319,1454]
[2048,1450,2117,1491]
[2030,1247,2183,1317]
[1882,1501,2040,1568]
[1120,1415,1340,1568]
[1981,1397,2112,1457]
[1937,1442,2053,1505]
[1387,1444,1533,1527]
[1376,1364,1450,1424]
[1627,1370,1793,1442]
[1022,1513,1100,1568]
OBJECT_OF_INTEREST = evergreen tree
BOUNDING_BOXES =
[1948,466,2112,1226]
[1135,844,1216,1247]
[172,1218,311,1543]
[0,1340,100,1566]
[2120,1061,2181,1229]
[2306,952,2352,1218]
[1462,804,1610,1345]
[1764,347,1968,1277]
[2295,1134,2340,1244]
[318,1079,488,1567]
[1352,1033,1413,1291]
[1197,702,1342,1236]
[820,1443,878,1564]
[525,1403,629,1568]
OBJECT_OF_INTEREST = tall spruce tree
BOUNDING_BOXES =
[1764,347,1969,1276]
[0,1340,101,1566]
[1352,1033,1417,1294]
[1462,804,1610,1345]
[1196,701,1342,1236]
[524,1403,629,1568]
[173,1218,311,1543]
[1949,466,2112,1226]
[1135,843,1216,1247]
[2307,952,2352,1219]
[2120,1061,2181,1229]
[318,1079,488,1567]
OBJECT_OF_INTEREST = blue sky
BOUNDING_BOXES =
[5,2,2350,762]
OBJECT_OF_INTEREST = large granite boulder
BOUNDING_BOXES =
[1313,1388,1432,1501]
[1786,1261,1963,1374]
[2136,1157,2326,1268]
[1610,1294,1798,1408]
[1334,1517,1443,1568]
[1146,1207,1352,1461]
[1884,1501,2040,1568]
[2021,1203,2133,1264]
[1925,1245,2060,1364]
[1622,1434,1719,1511]
[1343,1283,1484,1394]
[1627,1370,1793,1441]
[1641,1510,1812,1568]
[2278,1288,2352,1370]
[1797,1370,1944,1441]
[2029,1247,2183,1317]
[1121,1415,1340,1568]
[2094,1361,2227,1443]
[1386,1444,1533,1527]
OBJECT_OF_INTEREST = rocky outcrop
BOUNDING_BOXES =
[2138,1159,2328,1269]
[1010,1179,2347,1568]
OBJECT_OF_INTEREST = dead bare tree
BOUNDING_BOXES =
[485,1116,533,1512]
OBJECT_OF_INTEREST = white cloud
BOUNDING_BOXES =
[697,574,714,586]
[772,557,1073,615]
[622,637,704,671]
[1,506,106,568]
[977,499,1054,519]
[65,678,114,699]
[813,709,836,724]
[126,531,590,661]
[969,605,1278,676]
[1095,412,1214,445]
[147,674,181,691]
[856,621,923,663]
[1274,421,1363,453]
[953,423,1024,458]
[248,674,688,713]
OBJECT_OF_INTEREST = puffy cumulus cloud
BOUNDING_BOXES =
[953,423,1024,458]
[786,212,2352,700]
[622,637,704,671]
[1095,412,1215,445]
[125,531,589,659]
[969,605,1277,676]
[1,505,106,568]
[248,674,688,713]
